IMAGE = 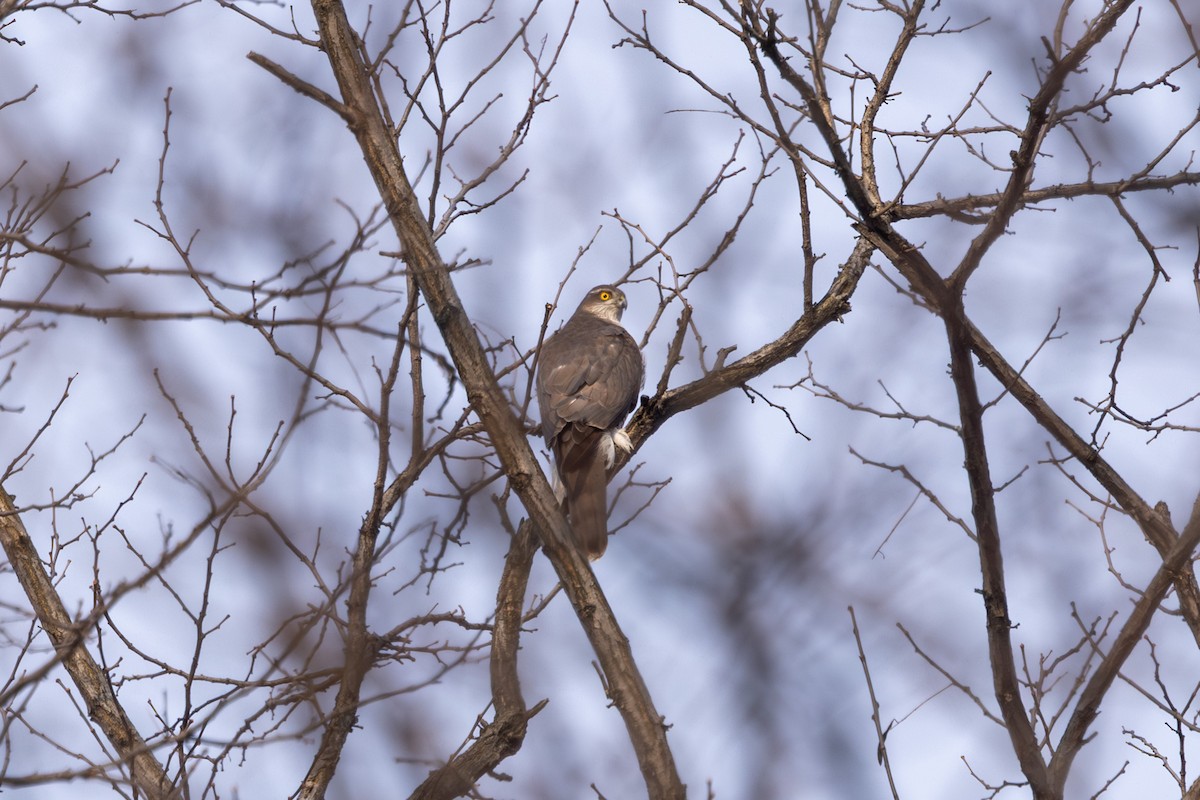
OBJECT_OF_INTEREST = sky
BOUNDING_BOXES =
[2,1,1200,799]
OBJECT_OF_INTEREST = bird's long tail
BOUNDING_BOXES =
[558,431,609,559]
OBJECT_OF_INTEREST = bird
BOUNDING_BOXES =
[535,284,644,559]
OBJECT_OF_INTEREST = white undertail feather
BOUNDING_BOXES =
[550,427,629,494]
[601,428,633,469]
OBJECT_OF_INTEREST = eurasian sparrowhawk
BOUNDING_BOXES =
[536,285,644,559]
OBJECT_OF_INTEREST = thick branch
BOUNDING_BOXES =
[949,0,1137,291]
[304,1,684,796]
[0,487,176,799]
[942,305,1050,796]
[1049,493,1200,793]
[409,522,543,799]
[856,0,924,208]
[969,319,1200,639]
[752,9,875,219]
[858,225,1200,646]
[892,172,1200,221]
[296,295,407,799]
[626,236,872,447]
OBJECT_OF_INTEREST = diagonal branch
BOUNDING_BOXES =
[295,293,409,800]
[948,0,1136,291]
[891,172,1200,221]
[859,224,1200,647]
[855,0,925,208]
[1049,492,1200,793]
[247,51,351,122]
[942,300,1050,796]
[626,236,872,448]
[409,521,545,799]
[0,486,177,800]
[750,8,875,219]
[302,1,684,796]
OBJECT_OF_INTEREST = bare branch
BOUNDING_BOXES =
[1049,493,1200,792]
[307,1,684,795]
[848,606,902,800]
[0,486,177,799]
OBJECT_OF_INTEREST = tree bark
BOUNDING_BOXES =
[0,487,176,799]
[306,1,685,796]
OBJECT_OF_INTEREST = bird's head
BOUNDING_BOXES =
[578,285,627,323]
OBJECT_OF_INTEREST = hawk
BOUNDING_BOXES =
[536,285,644,559]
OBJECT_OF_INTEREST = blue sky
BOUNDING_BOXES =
[2,2,1200,798]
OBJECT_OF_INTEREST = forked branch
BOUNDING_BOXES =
[304,1,684,796]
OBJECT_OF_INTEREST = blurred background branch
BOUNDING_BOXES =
[0,1,1198,798]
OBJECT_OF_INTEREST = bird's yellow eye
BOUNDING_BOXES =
[599,291,612,301]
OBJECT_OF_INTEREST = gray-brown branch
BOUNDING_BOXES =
[408,522,544,799]
[304,1,684,796]
[0,487,176,799]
